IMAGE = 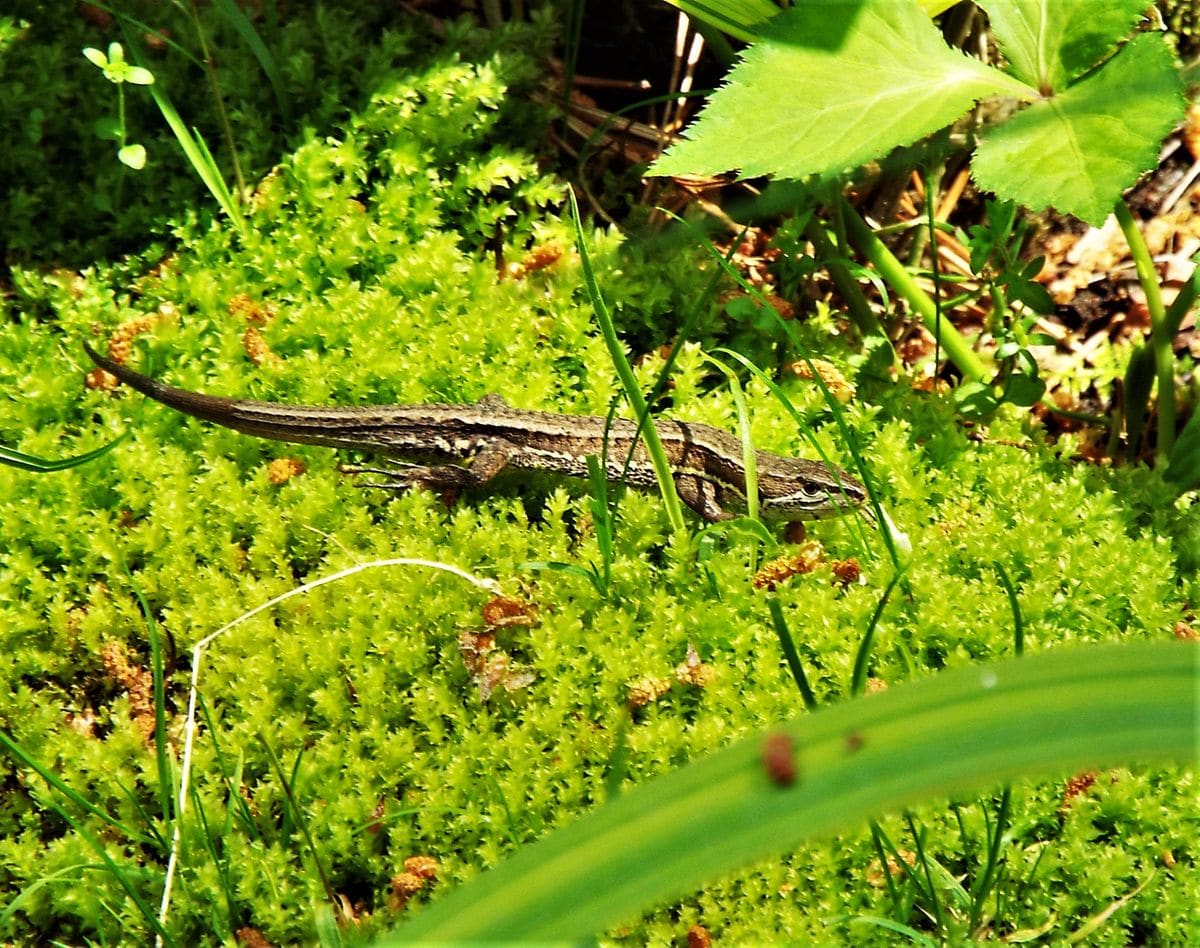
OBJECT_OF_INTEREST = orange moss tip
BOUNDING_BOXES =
[229,292,277,326]
[389,859,439,910]
[404,855,439,880]
[1172,621,1197,641]
[687,924,712,948]
[266,457,306,484]
[675,641,715,688]
[786,357,855,402]
[234,926,272,948]
[506,243,564,279]
[85,367,119,391]
[391,871,424,898]
[866,849,917,887]
[100,640,156,744]
[753,541,824,590]
[911,375,952,395]
[1059,770,1099,814]
[458,631,535,701]
[831,557,862,585]
[243,326,281,367]
[87,314,165,391]
[482,595,538,628]
[626,675,673,709]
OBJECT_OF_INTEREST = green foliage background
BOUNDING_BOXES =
[0,4,1196,944]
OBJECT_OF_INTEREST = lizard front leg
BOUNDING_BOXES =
[674,474,736,523]
[343,439,515,493]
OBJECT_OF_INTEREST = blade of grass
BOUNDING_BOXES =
[0,731,155,846]
[703,353,758,523]
[659,0,780,43]
[85,2,205,67]
[804,216,891,342]
[905,812,945,930]
[567,187,687,535]
[211,0,289,119]
[657,207,886,562]
[609,226,742,532]
[258,735,340,916]
[41,798,172,944]
[387,641,1196,942]
[850,571,902,696]
[0,433,129,472]
[715,344,883,559]
[197,694,261,840]
[122,31,244,231]
[849,915,938,946]
[186,777,238,937]
[0,864,108,930]
[766,597,817,711]
[127,576,175,825]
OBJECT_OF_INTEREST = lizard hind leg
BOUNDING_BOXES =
[339,439,516,493]
[338,461,478,493]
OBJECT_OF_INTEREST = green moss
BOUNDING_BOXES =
[0,8,1196,946]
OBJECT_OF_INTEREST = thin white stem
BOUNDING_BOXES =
[155,558,501,944]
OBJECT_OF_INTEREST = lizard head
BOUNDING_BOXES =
[755,456,869,522]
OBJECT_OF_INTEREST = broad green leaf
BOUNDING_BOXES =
[979,0,1146,93]
[661,0,784,42]
[973,34,1185,227]
[387,642,1195,942]
[652,0,1035,182]
[663,0,956,40]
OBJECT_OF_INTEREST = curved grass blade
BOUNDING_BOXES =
[385,642,1195,942]
[0,432,129,472]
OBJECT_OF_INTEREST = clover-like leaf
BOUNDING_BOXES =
[1003,372,1045,408]
[82,41,153,85]
[93,116,122,142]
[82,46,108,69]
[123,65,155,86]
[972,34,1185,227]
[653,0,1035,182]
[118,143,147,170]
[953,380,1000,418]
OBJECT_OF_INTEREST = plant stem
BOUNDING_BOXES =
[804,217,888,341]
[187,0,246,201]
[1114,200,1174,461]
[840,195,988,383]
